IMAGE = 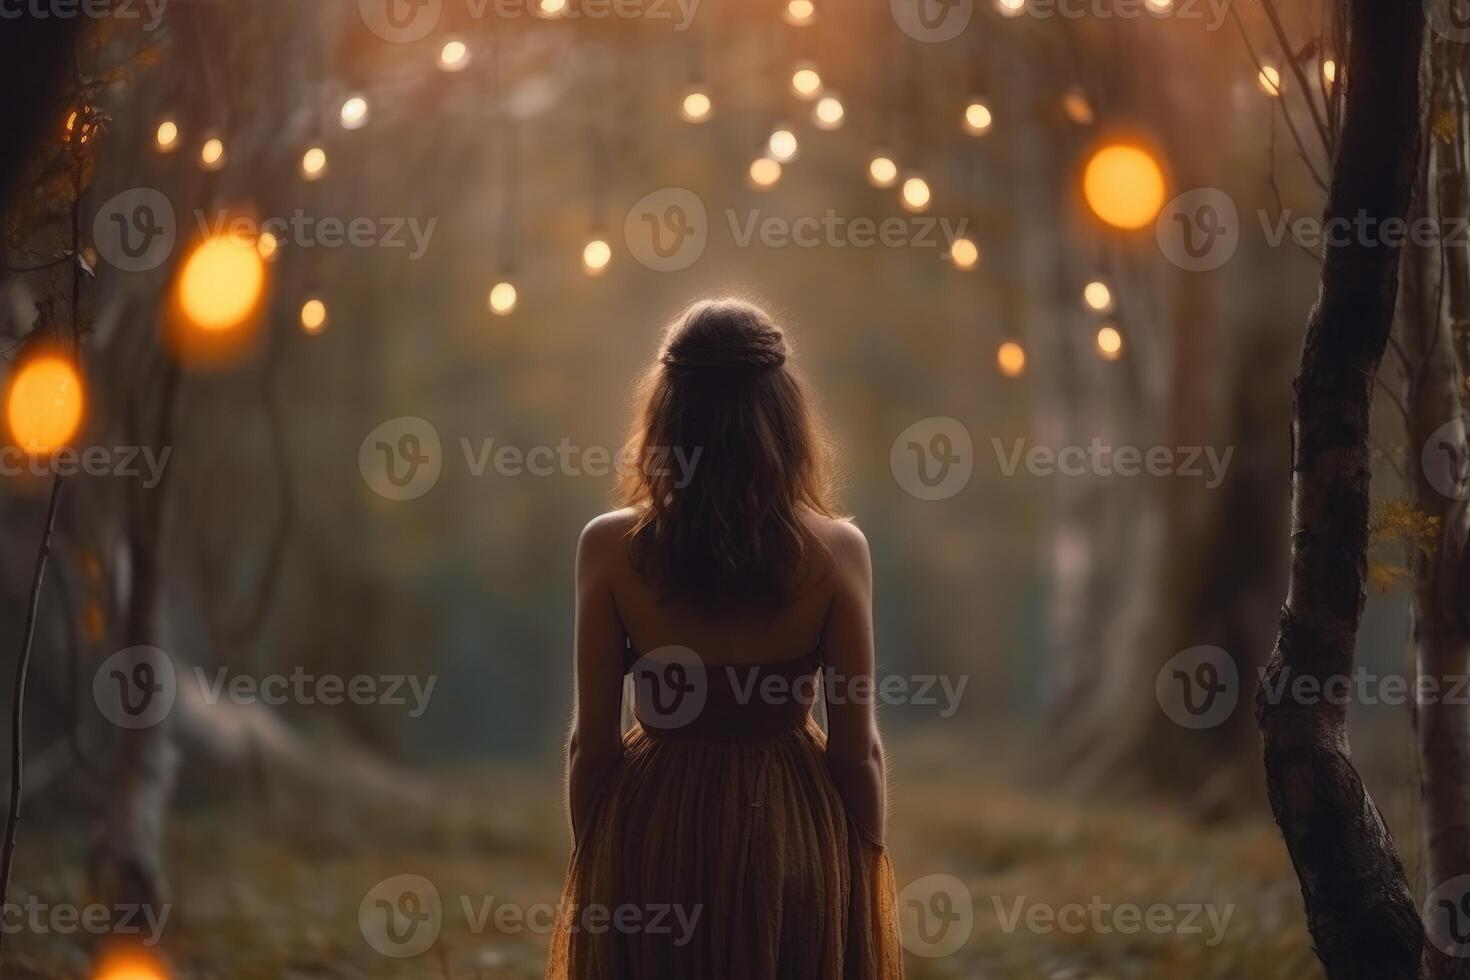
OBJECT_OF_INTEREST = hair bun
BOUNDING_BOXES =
[660,300,788,374]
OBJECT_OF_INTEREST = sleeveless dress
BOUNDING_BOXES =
[545,648,905,979]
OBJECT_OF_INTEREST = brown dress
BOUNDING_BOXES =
[546,649,905,979]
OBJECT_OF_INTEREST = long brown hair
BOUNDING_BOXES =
[617,298,837,608]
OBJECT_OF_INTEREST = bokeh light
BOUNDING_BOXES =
[155,119,179,152]
[963,101,993,136]
[813,95,845,130]
[488,281,518,315]
[997,340,1026,378]
[791,64,822,100]
[996,0,1026,16]
[200,137,225,170]
[582,238,612,275]
[1082,279,1113,312]
[867,153,898,188]
[300,146,327,180]
[93,949,169,980]
[1096,324,1124,360]
[299,298,328,334]
[680,89,712,123]
[950,237,980,270]
[177,233,267,332]
[1082,143,1165,230]
[768,127,799,162]
[439,40,469,71]
[340,95,369,129]
[1062,88,1094,125]
[1258,64,1282,96]
[783,0,815,25]
[749,156,782,189]
[901,174,931,213]
[256,231,280,261]
[6,355,83,455]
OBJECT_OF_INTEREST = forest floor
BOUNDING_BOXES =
[7,732,1329,980]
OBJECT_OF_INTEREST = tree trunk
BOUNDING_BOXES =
[89,368,182,914]
[1257,1,1427,977]
[1403,38,1470,978]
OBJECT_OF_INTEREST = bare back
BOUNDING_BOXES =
[591,507,851,667]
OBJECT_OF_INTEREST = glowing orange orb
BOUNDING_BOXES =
[177,233,267,332]
[1082,144,1166,230]
[6,355,83,454]
[996,341,1026,378]
[94,949,169,980]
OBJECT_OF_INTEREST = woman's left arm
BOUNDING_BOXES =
[566,515,630,845]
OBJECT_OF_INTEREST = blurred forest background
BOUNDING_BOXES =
[0,0,1441,977]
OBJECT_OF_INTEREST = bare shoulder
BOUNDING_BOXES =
[577,508,640,570]
[803,512,872,583]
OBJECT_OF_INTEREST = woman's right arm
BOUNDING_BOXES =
[820,521,889,847]
[566,515,630,845]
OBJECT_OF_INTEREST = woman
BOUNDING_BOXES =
[546,298,904,980]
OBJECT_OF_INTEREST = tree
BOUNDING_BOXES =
[1256,0,1427,975]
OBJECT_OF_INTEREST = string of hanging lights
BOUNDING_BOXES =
[120,0,1301,379]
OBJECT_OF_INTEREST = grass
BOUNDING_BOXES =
[4,734,1324,979]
